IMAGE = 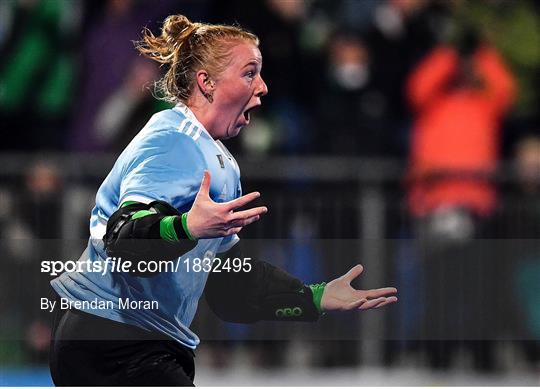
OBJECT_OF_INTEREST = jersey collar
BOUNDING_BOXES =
[173,102,239,173]
[173,102,212,139]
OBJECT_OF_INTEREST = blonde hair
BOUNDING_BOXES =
[136,15,259,103]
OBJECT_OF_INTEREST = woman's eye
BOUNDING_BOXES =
[245,71,255,78]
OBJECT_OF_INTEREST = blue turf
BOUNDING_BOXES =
[0,367,53,386]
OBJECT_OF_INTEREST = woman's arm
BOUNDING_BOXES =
[104,171,267,276]
[204,244,397,323]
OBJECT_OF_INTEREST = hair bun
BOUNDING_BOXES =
[162,15,198,47]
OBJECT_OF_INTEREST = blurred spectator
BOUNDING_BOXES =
[313,0,453,157]
[330,0,380,33]
[0,0,83,151]
[407,39,516,219]
[316,32,393,155]
[448,0,540,157]
[363,0,454,156]
[92,57,162,151]
[25,320,51,364]
[514,135,540,199]
[68,0,187,152]
[0,160,63,364]
[453,0,540,119]
[509,135,540,367]
[405,34,516,370]
[22,161,63,363]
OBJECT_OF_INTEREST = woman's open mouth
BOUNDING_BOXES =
[238,103,261,128]
[243,107,253,123]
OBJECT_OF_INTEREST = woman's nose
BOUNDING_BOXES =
[256,76,268,97]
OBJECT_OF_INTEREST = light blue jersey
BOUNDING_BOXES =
[51,104,241,349]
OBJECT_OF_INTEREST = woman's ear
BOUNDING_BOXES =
[196,70,215,103]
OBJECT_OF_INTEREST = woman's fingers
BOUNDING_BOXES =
[376,296,398,308]
[361,287,398,299]
[338,295,398,311]
[225,192,261,210]
[359,297,387,310]
[345,298,368,310]
[224,226,243,236]
[229,206,268,222]
[228,214,262,228]
[342,264,364,283]
[351,287,397,304]
[188,180,266,238]
[195,170,211,198]
[358,296,398,310]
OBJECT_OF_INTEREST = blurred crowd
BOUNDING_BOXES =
[1,0,539,157]
[1,0,540,375]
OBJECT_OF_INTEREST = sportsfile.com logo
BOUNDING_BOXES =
[41,257,253,276]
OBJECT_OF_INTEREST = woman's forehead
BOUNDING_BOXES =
[228,43,262,66]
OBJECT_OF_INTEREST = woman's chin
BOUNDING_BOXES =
[226,126,244,139]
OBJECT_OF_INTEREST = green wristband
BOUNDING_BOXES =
[181,212,196,241]
[308,282,326,314]
[160,216,179,242]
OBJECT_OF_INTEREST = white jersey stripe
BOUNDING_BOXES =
[186,125,197,137]
[176,119,201,140]
[177,119,187,133]
[183,120,193,135]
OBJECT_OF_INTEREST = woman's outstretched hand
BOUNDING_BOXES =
[186,170,268,239]
[321,264,397,312]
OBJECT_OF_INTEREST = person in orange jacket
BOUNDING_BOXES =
[403,30,517,370]
[406,34,516,219]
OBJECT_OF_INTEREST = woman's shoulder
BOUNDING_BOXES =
[115,109,206,172]
[131,109,202,148]
[143,108,185,135]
